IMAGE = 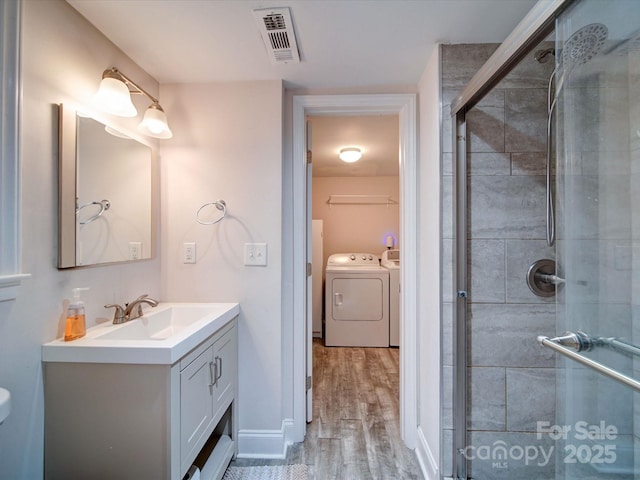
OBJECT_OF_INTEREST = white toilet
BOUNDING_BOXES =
[0,387,11,424]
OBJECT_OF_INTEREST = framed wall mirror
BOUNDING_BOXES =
[58,104,155,268]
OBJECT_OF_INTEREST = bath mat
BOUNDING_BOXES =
[222,464,308,480]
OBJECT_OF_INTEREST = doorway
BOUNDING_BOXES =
[291,94,418,448]
[308,113,400,344]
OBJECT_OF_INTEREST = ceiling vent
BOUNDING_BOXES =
[253,7,300,65]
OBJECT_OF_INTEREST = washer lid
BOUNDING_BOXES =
[327,253,380,267]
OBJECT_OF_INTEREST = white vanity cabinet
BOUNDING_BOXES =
[44,317,237,480]
[180,324,237,475]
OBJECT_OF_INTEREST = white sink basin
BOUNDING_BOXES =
[96,304,222,341]
[42,302,239,365]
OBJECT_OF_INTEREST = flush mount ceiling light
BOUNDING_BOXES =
[339,147,362,163]
[92,67,173,139]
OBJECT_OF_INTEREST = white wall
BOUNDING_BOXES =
[415,47,442,479]
[0,2,162,477]
[4,2,444,475]
[312,175,400,265]
[159,81,285,454]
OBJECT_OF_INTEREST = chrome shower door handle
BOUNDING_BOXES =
[544,331,593,352]
[334,293,343,306]
[542,330,640,357]
[537,334,640,393]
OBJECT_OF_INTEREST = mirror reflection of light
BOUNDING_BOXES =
[104,125,131,139]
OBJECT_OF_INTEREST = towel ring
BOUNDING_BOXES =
[196,200,227,225]
[77,199,111,225]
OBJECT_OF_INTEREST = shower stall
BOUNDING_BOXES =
[442,0,640,478]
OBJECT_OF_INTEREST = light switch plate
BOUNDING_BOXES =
[183,242,196,264]
[244,243,267,266]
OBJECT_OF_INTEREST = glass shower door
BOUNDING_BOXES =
[549,1,640,478]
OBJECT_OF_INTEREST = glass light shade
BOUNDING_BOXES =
[138,104,173,139]
[92,77,137,117]
[339,147,362,163]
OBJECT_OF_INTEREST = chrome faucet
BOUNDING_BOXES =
[105,294,159,324]
[124,294,159,321]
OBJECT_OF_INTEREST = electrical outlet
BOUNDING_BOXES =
[183,242,196,264]
[128,242,142,260]
[244,243,268,266]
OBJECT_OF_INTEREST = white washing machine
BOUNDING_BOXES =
[325,253,389,347]
[382,249,400,347]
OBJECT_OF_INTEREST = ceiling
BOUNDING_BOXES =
[66,0,537,176]
[309,115,399,177]
[67,0,536,88]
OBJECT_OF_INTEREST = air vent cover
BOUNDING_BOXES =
[253,7,300,65]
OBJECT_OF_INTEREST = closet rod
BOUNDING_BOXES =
[326,194,397,206]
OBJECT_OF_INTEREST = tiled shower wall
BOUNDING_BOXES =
[440,44,558,479]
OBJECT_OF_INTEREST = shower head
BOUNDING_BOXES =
[561,23,608,67]
[534,48,555,63]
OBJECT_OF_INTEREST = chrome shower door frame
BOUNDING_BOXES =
[452,111,468,479]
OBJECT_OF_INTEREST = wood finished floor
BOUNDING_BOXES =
[230,339,424,479]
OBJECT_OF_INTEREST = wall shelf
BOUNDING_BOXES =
[326,194,398,207]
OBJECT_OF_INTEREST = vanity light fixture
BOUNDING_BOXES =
[339,147,362,163]
[92,67,173,139]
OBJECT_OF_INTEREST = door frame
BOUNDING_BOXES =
[0,0,30,301]
[291,93,418,448]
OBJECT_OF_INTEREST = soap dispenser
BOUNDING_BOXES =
[64,287,89,341]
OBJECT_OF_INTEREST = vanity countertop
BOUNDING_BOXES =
[42,302,239,365]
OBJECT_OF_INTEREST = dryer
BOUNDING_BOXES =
[382,249,400,347]
[325,253,389,347]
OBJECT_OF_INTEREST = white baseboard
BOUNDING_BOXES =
[236,419,294,459]
[415,426,439,480]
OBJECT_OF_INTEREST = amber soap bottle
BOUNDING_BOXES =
[64,287,88,341]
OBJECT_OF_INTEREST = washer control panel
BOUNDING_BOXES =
[328,253,380,266]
